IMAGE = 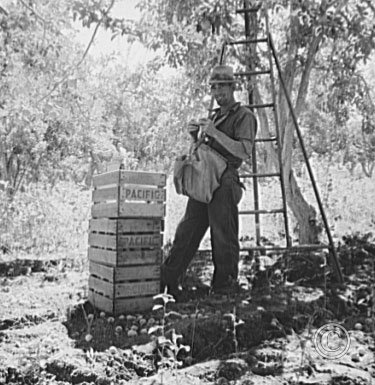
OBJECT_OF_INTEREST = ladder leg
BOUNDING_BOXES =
[264,13,291,248]
[252,145,261,246]
[243,0,261,246]
[232,2,343,284]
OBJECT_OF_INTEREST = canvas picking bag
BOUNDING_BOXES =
[173,139,227,204]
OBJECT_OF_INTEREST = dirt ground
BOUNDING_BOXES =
[0,237,374,385]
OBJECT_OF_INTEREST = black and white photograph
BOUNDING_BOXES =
[0,1,374,384]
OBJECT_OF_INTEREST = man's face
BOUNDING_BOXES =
[210,83,235,107]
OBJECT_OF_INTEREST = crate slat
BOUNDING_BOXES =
[117,249,162,266]
[88,290,155,314]
[93,171,120,188]
[88,233,117,250]
[120,171,166,187]
[89,276,114,298]
[92,202,164,218]
[92,186,118,203]
[88,290,114,313]
[117,218,163,233]
[91,202,118,218]
[89,262,114,282]
[118,234,162,250]
[118,202,165,218]
[92,185,166,203]
[88,247,162,266]
[89,277,159,299]
[89,262,160,282]
[89,218,163,234]
[88,248,117,266]
[115,280,159,298]
[115,265,160,281]
[119,185,166,202]
[89,233,162,250]
[93,170,166,188]
[89,219,118,234]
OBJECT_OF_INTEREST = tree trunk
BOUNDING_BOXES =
[256,14,324,244]
[255,86,322,244]
[360,160,374,178]
[0,144,6,182]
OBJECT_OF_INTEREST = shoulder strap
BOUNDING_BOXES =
[192,111,231,152]
[243,105,258,121]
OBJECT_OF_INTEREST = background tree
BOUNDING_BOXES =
[83,0,375,244]
[0,0,200,195]
[0,1,95,194]
[0,0,374,255]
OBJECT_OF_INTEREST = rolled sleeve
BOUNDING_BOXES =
[234,109,257,143]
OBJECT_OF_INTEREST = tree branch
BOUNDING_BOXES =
[295,33,323,117]
[76,2,115,68]
[354,73,375,111]
[0,5,8,16]
[18,0,47,25]
[18,0,62,38]
[37,0,116,104]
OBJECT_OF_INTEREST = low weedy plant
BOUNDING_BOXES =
[149,288,190,380]
[85,347,99,369]
[79,306,119,349]
[81,304,95,343]
[189,302,200,361]
[293,305,335,381]
[223,306,245,355]
[371,253,375,337]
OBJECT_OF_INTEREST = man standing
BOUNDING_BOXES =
[161,65,257,296]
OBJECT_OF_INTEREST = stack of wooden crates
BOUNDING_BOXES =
[87,168,166,315]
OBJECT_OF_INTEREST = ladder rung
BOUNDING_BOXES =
[227,38,268,45]
[236,7,261,14]
[240,244,330,252]
[255,137,277,142]
[239,209,285,215]
[235,70,271,77]
[240,172,280,178]
[248,103,274,109]
[198,244,330,253]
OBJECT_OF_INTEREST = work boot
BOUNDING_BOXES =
[160,276,186,303]
[211,275,240,296]
[160,264,192,302]
[160,283,188,303]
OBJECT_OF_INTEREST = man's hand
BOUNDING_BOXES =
[187,119,200,141]
[187,119,200,132]
[198,118,217,138]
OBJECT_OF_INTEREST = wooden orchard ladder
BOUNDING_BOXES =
[219,1,343,283]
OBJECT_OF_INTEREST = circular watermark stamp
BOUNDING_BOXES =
[313,323,350,359]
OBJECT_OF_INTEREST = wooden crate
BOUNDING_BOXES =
[88,261,160,314]
[88,258,161,315]
[88,218,163,266]
[88,169,166,315]
[91,170,167,218]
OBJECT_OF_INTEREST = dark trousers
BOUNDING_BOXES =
[162,167,243,289]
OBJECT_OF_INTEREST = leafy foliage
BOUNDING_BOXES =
[0,1,93,193]
[106,0,375,174]
[0,0,374,253]
[0,0,207,197]
[0,181,90,256]
[90,61,204,170]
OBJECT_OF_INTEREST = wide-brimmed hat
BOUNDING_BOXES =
[209,65,236,84]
